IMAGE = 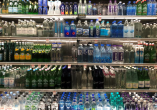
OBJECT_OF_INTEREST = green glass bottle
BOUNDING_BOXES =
[33,1,38,14]
[22,0,25,14]
[18,0,22,14]
[126,68,132,89]
[25,0,29,14]
[43,69,48,89]
[32,44,37,62]
[37,69,43,89]
[38,44,44,62]
[13,0,18,14]
[25,69,31,88]
[132,68,138,89]
[138,68,144,89]
[144,43,150,63]
[8,0,13,14]
[49,68,55,89]
[142,0,147,15]
[144,69,150,89]
[136,0,142,15]
[150,43,156,63]
[0,66,4,88]
[31,69,37,88]
[44,44,51,62]
[55,66,62,89]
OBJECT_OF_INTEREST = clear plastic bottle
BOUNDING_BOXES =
[70,21,76,37]
[100,20,105,37]
[113,0,118,15]
[83,20,89,37]
[10,21,16,36]
[106,21,111,37]
[100,44,107,63]
[128,19,134,38]
[89,20,94,37]
[88,44,94,62]
[112,45,118,63]
[123,19,129,38]
[64,22,70,37]
[118,45,124,63]
[94,19,100,37]
[94,44,100,63]
[87,1,92,15]
[118,1,123,15]
[108,0,113,15]
[76,20,83,37]
[106,44,112,63]
[97,2,102,15]
[77,44,83,62]
[92,3,97,15]
[72,44,77,62]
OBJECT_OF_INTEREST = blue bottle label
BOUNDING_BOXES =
[38,0,43,6]
[64,27,70,37]
[71,27,76,36]
[100,28,106,36]
[83,29,89,36]
[13,7,18,13]
[43,0,47,6]
[76,28,82,36]
[8,7,13,13]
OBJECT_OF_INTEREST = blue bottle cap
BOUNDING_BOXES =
[0,94,3,96]
[89,1,91,3]
[106,44,111,46]
[96,19,99,22]
[66,22,68,24]
[94,44,98,46]
[91,20,93,22]
[80,100,82,102]
[101,44,104,46]
[107,99,109,102]
[107,21,109,23]
[133,1,136,3]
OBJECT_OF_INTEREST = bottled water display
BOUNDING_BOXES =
[1,91,157,110]
[0,64,157,90]
[1,19,157,38]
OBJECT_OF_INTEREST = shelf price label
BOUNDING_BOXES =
[45,64,48,68]
[53,91,57,95]
[78,14,86,19]
[68,64,71,69]
[84,65,87,69]
[31,64,35,68]
[94,40,98,43]
[46,39,49,43]
[154,66,157,69]
[38,64,41,68]
[98,17,101,21]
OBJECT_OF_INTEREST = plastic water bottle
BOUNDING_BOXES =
[106,21,110,37]
[94,44,100,63]
[123,20,129,38]
[83,44,88,62]
[132,1,136,15]
[91,99,97,110]
[111,21,117,38]
[71,100,77,110]
[122,3,127,15]
[70,21,76,37]
[93,3,97,15]
[59,18,64,37]
[108,0,113,15]
[118,45,124,63]
[89,20,94,37]
[87,1,92,15]
[94,19,100,37]
[64,22,70,37]
[118,1,123,15]
[152,0,156,15]
[104,99,111,110]
[97,99,103,110]
[83,20,89,37]
[76,20,83,37]
[88,44,94,62]
[54,17,58,37]
[147,0,152,15]
[84,100,91,110]
[113,0,118,15]
[117,21,123,38]
[100,44,107,63]
[77,44,83,62]
[127,1,131,15]
[106,44,112,63]
[128,19,134,37]
[65,97,72,110]
[78,100,84,110]
[112,45,118,63]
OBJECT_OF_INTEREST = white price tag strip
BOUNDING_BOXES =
[45,64,48,68]
[94,40,98,43]
[154,66,157,69]
[46,39,49,43]
[53,91,57,95]
[31,65,34,68]
[68,64,71,69]
[138,40,141,45]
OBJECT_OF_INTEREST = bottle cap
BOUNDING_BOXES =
[101,44,104,46]
[66,22,68,24]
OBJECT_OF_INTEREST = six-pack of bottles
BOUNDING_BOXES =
[1,0,157,15]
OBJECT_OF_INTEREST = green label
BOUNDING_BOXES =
[92,108,95,110]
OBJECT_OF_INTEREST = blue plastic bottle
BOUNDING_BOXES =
[70,21,76,37]
[64,22,70,37]
[111,21,117,38]
[147,0,152,15]
[132,1,136,15]
[38,7,42,14]
[127,1,131,15]
[93,3,97,15]
[118,21,124,38]
[60,2,65,15]
[100,44,107,63]
[77,44,83,62]
[94,44,100,63]
[122,3,127,15]
[152,0,156,15]
[106,44,112,63]
[118,1,123,15]
[88,44,94,62]
[43,0,47,7]
[43,7,47,14]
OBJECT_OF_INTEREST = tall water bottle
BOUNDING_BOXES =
[117,21,123,38]
[127,1,131,15]
[94,44,100,63]
[78,44,83,62]
[89,20,94,37]
[112,45,118,63]
[87,1,92,15]
[78,100,84,110]
[122,3,127,15]
[70,21,76,37]
[94,19,100,37]
[106,44,112,63]
[132,1,136,15]
[106,21,111,37]
[71,100,77,110]
[64,22,70,37]
[128,19,134,38]
[111,21,117,38]
[76,20,83,37]
[54,17,58,37]
[88,44,93,62]
[93,3,97,15]
[108,0,113,15]
[147,0,152,15]
[59,18,64,37]
[84,100,91,110]
[83,20,89,37]
[78,0,82,14]
[118,45,124,63]
[100,44,107,63]
[100,20,105,37]
[123,20,129,38]
[83,44,88,62]
[152,0,156,15]
[113,0,118,15]
[118,1,123,15]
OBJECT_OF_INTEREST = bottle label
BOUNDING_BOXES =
[137,5,142,14]
[32,79,37,88]
[13,7,18,13]
[76,28,83,36]
[64,27,70,36]
[8,7,13,13]
[49,79,54,87]
[20,51,25,60]
[88,50,93,56]
[69,10,73,15]
[96,26,100,36]
[126,83,132,89]
[118,52,124,61]
[83,29,89,36]
[138,81,144,87]
[43,79,48,87]
[14,52,20,60]
[25,79,30,87]
[9,78,14,87]
[145,81,150,87]
[4,78,9,87]
[74,6,77,15]
[26,52,31,60]
[144,53,150,62]
[37,79,42,88]
[78,50,83,55]
[18,5,22,13]
[61,6,64,15]
[71,27,76,36]
[143,4,147,14]
[123,26,129,37]
[129,26,134,37]
[65,7,68,15]
[90,26,94,36]
[132,83,138,89]
[113,52,118,61]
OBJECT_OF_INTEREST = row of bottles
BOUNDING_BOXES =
[1,91,157,110]
[0,65,157,89]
